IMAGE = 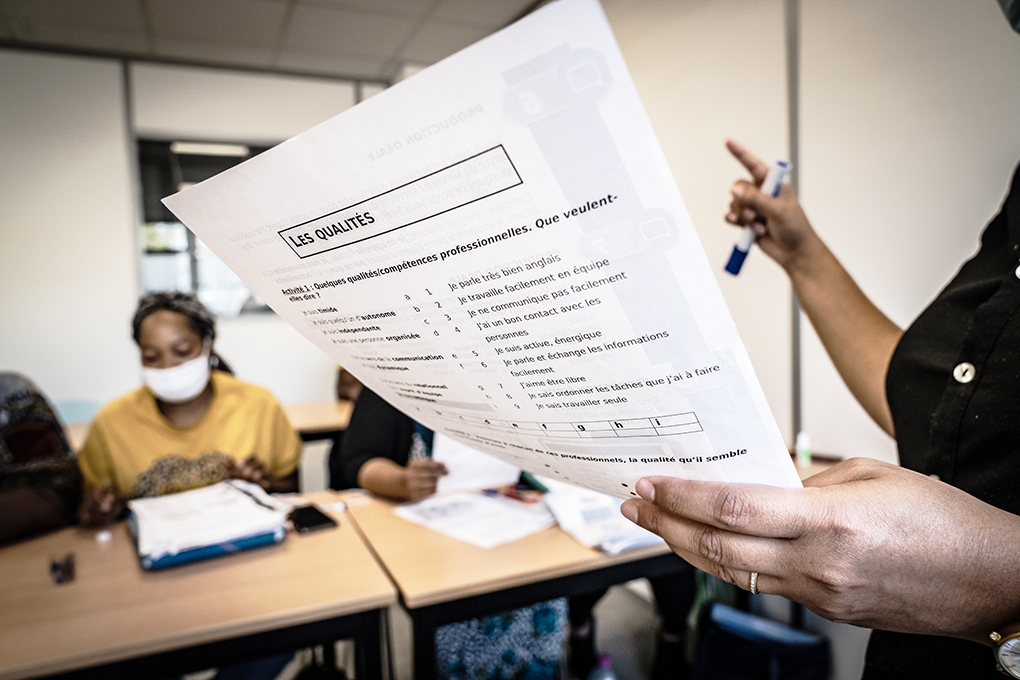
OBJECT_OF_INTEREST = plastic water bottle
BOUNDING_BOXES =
[587,654,618,680]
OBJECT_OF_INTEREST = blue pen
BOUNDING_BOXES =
[724,159,790,275]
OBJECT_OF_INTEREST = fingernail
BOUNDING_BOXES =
[636,478,655,502]
[620,500,638,523]
[731,185,744,198]
[725,212,737,223]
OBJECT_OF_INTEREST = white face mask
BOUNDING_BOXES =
[142,350,211,404]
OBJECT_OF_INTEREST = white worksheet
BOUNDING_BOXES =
[163,0,801,498]
[393,492,556,550]
[432,433,521,494]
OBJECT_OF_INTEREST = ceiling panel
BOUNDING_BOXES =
[302,0,437,19]
[284,4,417,57]
[274,47,387,78]
[154,37,276,68]
[399,20,489,63]
[432,0,531,29]
[0,0,145,32]
[148,0,288,47]
[0,0,535,81]
[27,23,149,52]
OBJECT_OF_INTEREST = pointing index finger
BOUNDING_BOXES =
[725,139,769,185]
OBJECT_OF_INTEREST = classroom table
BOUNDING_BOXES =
[342,493,689,680]
[285,400,355,443]
[0,491,395,680]
[63,399,354,450]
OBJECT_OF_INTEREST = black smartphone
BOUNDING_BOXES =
[290,504,339,533]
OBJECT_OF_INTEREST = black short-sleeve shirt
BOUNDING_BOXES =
[864,162,1020,678]
[329,388,416,491]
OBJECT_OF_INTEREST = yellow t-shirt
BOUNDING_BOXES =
[78,372,301,497]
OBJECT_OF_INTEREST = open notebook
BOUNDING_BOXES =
[127,480,290,570]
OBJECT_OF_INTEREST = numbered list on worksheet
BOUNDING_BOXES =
[164,0,800,496]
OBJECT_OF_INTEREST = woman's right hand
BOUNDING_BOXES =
[78,483,126,527]
[724,139,823,275]
[403,458,449,501]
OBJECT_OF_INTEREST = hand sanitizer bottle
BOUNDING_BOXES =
[795,431,812,469]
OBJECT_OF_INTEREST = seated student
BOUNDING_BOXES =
[77,292,301,680]
[77,291,301,524]
[333,386,447,499]
[335,366,363,403]
[0,372,82,545]
[338,388,696,680]
[338,387,566,680]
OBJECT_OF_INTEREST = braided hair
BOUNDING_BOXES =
[131,292,216,344]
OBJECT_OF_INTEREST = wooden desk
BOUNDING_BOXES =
[343,493,688,680]
[63,400,355,451]
[0,491,395,680]
[286,400,354,442]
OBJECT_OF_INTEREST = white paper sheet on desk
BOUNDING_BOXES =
[539,476,663,555]
[393,491,555,549]
[432,432,521,494]
[162,0,802,499]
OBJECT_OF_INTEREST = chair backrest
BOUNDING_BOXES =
[0,373,82,543]
[0,372,72,466]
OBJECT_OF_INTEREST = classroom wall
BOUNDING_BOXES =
[603,0,793,444]
[0,53,362,409]
[800,0,1020,463]
[605,1,1020,679]
[130,63,357,144]
[606,0,1020,467]
[0,50,139,406]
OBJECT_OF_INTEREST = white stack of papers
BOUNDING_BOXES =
[127,480,291,569]
[540,477,664,555]
[393,491,555,549]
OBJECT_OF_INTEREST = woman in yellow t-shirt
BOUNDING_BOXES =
[78,292,301,526]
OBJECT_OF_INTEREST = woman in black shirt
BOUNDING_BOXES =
[622,138,1020,679]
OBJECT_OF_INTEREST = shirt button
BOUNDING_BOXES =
[929,474,941,482]
[1015,263,1020,279]
[953,362,976,383]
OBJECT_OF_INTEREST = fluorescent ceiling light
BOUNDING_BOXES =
[170,142,249,157]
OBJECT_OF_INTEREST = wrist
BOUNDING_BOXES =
[991,624,1020,678]
[991,622,1020,646]
[782,231,830,285]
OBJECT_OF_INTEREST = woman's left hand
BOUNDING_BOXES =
[621,457,1020,644]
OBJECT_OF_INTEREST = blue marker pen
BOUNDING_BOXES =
[724,159,790,275]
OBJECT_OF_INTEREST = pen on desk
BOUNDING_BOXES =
[724,159,790,275]
[50,552,75,584]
